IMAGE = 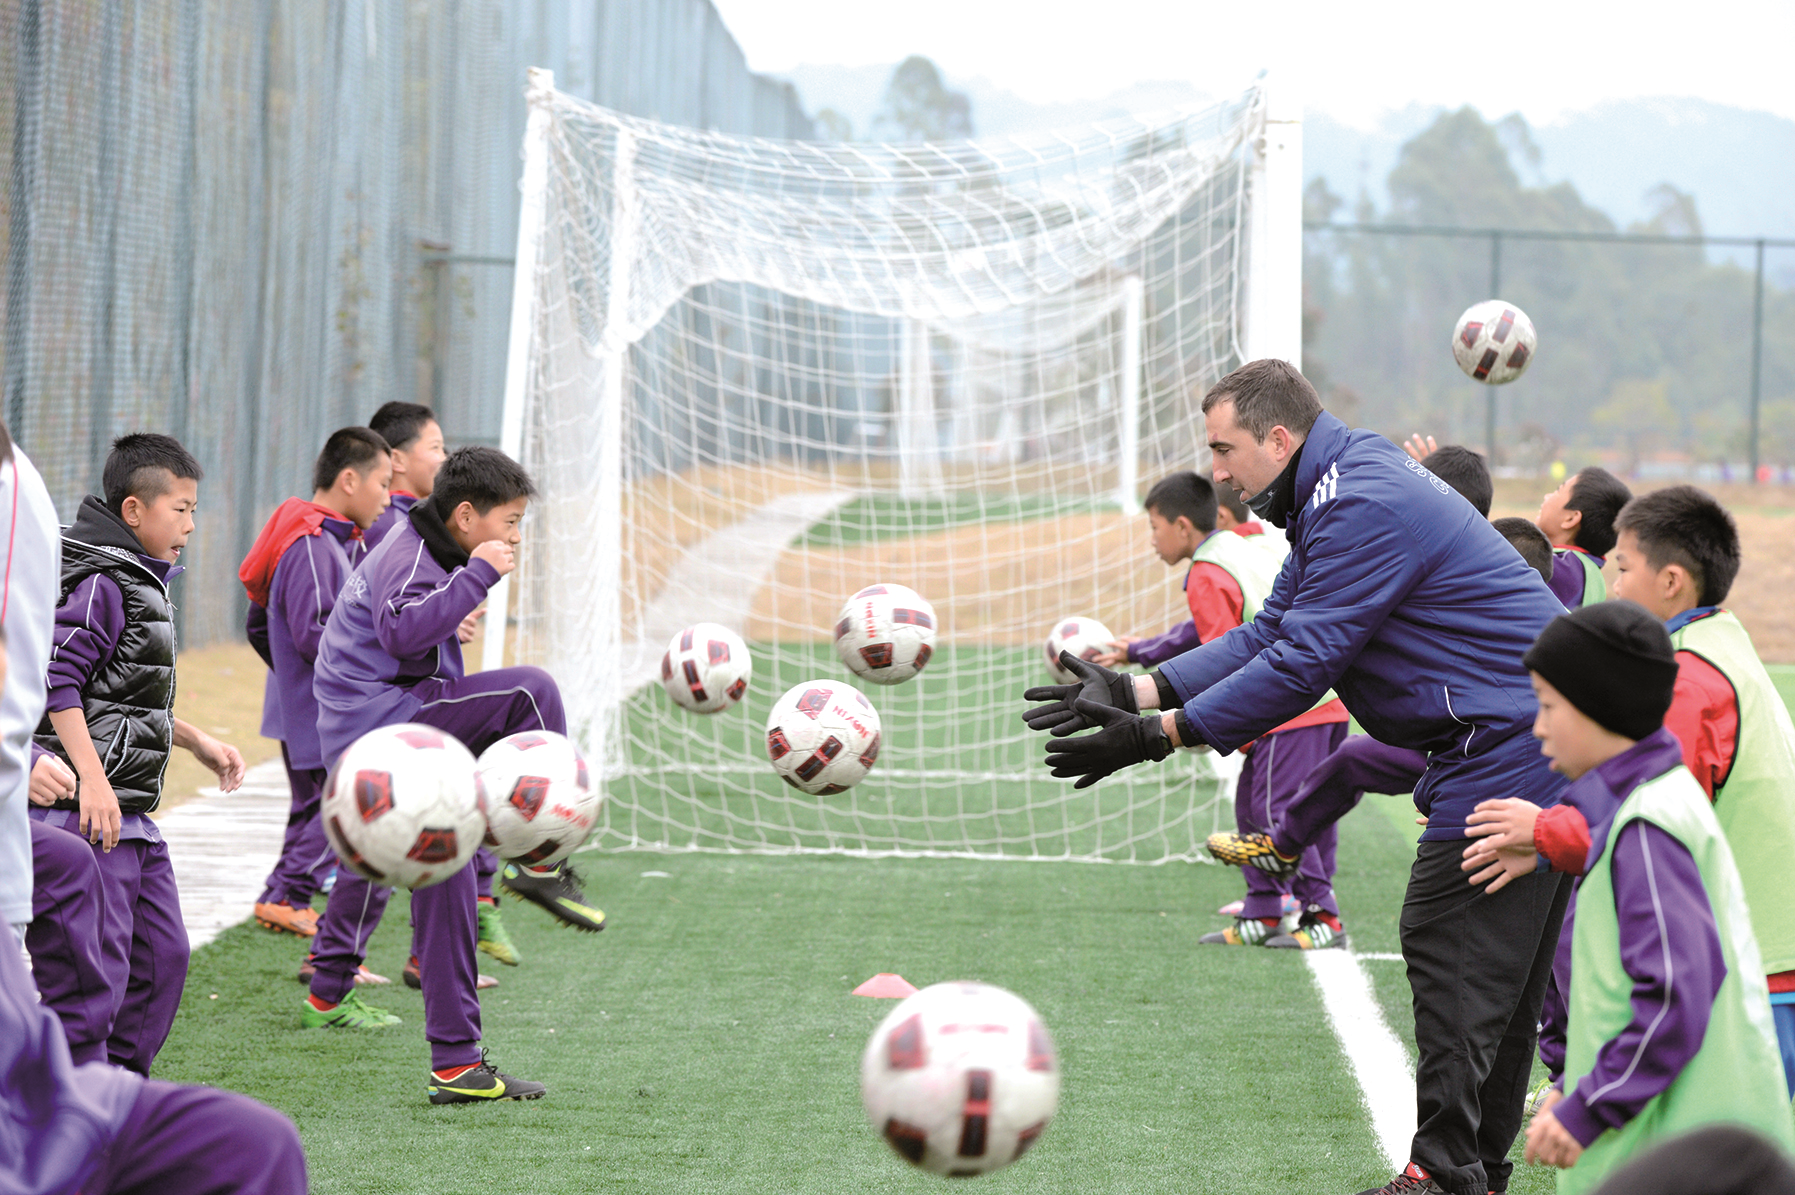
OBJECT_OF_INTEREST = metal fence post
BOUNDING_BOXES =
[1750,238,1765,483]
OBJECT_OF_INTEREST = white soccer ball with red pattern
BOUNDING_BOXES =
[321,723,484,890]
[764,679,882,795]
[833,583,938,686]
[474,730,602,869]
[660,622,753,714]
[1451,299,1537,385]
[860,981,1060,1177]
[1042,615,1117,684]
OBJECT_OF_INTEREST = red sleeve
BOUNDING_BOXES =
[1535,804,1592,875]
[1184,562,1244,644]
[1663,651,1739,801]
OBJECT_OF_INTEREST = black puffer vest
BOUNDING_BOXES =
[34,496,178,813]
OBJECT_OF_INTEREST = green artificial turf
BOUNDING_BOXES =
[794,493,1101,550]
[158,795,1580,1194]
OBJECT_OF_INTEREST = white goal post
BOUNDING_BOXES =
[488,68,1302,863]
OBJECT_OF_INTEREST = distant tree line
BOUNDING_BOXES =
[1302,107,1795,476]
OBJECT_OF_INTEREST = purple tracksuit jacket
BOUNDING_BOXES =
[257,518,362,771]
[313,504,499,765]
[1536,729,1727,1147]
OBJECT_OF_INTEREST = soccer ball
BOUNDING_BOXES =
[861,981,1060,1177]
[764,679,882,795]
[474,731,602,868]
[1451,299,1537,385]
[833,583,938,686]
[321,723,484,889]
[1042,615,1117,684]
[660,622,753,714]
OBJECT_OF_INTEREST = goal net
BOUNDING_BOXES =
[503,70,1296,863]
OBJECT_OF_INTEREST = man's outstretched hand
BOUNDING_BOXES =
[1022,652,1138,736]
[1043,697,1172,789]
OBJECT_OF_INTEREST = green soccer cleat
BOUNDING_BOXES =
[1198,916,1282,946]
[300,990,402,1029]
[499,862,606,933]
[477,899,521,965]
[1265,908,1348,950]
[1523,1077,1556,1121]
[1204,830,1300,879]
[428,1053,547,1105]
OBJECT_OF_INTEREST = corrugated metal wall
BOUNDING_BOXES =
[0,0,812,644]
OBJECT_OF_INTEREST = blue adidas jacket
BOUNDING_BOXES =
[1159,411,1567,840]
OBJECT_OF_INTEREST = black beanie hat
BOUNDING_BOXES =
[1523,601,1679,741]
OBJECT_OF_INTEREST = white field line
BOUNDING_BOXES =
[157,758,291,949]
[1304,950,1416,1173]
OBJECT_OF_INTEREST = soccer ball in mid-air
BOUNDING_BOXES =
[861,981,1060,1177]
[765,679,882,795]
[321,723,484,889]
[474,730,602,868]
[1043,616,1117,684]
[1451,299,1537,385]
[834,583,938,686]
[660,622,753,714]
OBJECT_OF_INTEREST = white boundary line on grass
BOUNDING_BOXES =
[1305,950,1416,1173]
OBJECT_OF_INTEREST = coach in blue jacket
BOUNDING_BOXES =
[1029,359,1571,1195]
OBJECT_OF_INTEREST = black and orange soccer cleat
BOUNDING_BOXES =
[1204,831,1300,879]
[428,1053,546,1105]
[1357,1162,1449,1195]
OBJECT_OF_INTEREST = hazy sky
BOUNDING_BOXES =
[710,0,1795,127]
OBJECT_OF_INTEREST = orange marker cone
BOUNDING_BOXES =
[852,973,918,998]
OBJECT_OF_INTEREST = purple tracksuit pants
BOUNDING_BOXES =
[85,1079,308,1195]
[256,743,335,908]
[28,818,119,1065]
[89,836,190,1076]
[1273,734,1429,857]
[309,666,564,1070]
[1234,721,1349,920]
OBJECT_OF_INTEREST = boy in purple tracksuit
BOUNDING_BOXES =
[364,402,521,981]
[240,428,391,943]
[31,434,247,1076]
[302,447,597,1103]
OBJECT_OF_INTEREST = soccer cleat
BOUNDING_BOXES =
[402,955,497,990]
[1523,1077,1556,1121]
[499,862,606,932]
[297,955,390,986]
[1266,907,1347,950]
[477,900,521,966]
[254,901,320,936]
[1198,916,1281,946]
[428,1052,547,1104]
[1357,1162,1449,1195]
[300,990,402,1029]
[1205,831,1300,877]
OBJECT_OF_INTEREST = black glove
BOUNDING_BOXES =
[1022,651,1139,736]
[1043,697,1173,789]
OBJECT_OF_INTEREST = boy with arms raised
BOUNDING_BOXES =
[240,428,390,942]
[1537,466,1630,609]
[303,447,599,1103]
[31,434,246,1075]
[1508,602,1791,1190]
[1095,471,1350,947]
[1465,486,1795,1093]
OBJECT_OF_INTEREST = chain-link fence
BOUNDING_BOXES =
[0,0,813,645]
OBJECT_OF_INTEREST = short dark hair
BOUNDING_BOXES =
[1492,517,1555,584]
[102,433,203,515]
[312,427,391,494]
[1614,486,1740,607]
[1143,471,1217,534]
[1420,445,1492,517]
[1567,466,1632,557]
[430,446,536,519]
[1201,359,1323,442]
[1215,484,1250,523]
[368,402,438,452]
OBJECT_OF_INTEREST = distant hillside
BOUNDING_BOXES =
[780,64,1793,278]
